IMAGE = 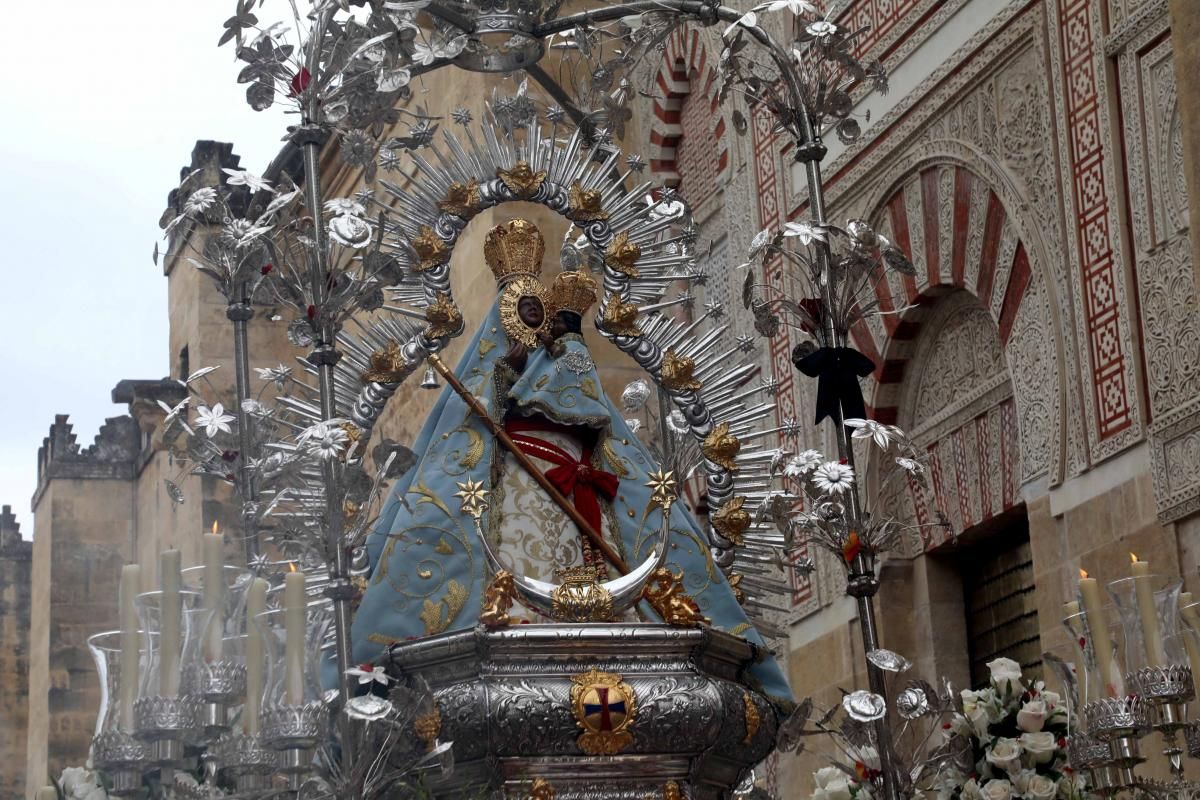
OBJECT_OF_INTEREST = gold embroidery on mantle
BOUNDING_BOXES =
[420,579,469,635]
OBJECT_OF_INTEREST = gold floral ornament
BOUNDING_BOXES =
[413,706,441,752]
[742,693,761,745]
[480,570,516,629]
[568,182,608,222]
[711,496,750,546]
[550,566,614,622]
[528,778,556,800]
[484,218,545,282]
[660,350,702,392]
[603,231,641,278]
[570,669,637,755]
[410,225,450,272]
[548,270,600,317]
[361,341,406,383]
[647,470,677,512]
[663,781,683,800]
[437,178,481,218]
[643,568,709,627]
[454,478,488,517]
[599,298,641,337]
[701,422,740,472]
[728,572,745,604]
[496,160,547,198]
[425,293,463,339]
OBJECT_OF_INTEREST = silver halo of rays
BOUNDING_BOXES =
[291,102,792,636]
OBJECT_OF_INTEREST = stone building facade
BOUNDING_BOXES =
[0,506,32,798]
[16,1,1200,798]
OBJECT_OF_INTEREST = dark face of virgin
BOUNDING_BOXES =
[517,295,545,328]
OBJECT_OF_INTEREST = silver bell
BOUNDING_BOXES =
[420,365,439,389]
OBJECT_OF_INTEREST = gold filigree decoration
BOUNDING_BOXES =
[728,572,745,604]
[581,378,599,400]
[550,566,614,622]
[647,470,677,511]
[742,693,761,745]
[701,422,740,472]
[480,570,516,628]
[438,179,480,217]
[529,778,556,800]
[425,293,463,340]
[660,350,702,392]
[643,568,709,627]
[570,669,637,755]
[601,439,630,478]
[711,496,750,546]
[568,182,608,222]
[599,298,641,337]
[458,426,484,469]
[420,579,469,635]
[499,275,551,347]
[663,782,683,800]
[361,341,406,383]
[434,537,453,555]
[548,270,600,316]
[410,225,450,272]
[478,339,497,356]
[414,707,442,752]
[417,568,432,579]
[496,160,547,198]
[603,231,641,278]
[367,633,399,646]
[343,499,360,522]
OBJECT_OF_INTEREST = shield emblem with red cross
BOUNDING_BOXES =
[570,669,637,755]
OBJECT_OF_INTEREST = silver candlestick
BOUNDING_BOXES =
[263,703,327,791]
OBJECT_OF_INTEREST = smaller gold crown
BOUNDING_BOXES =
[549,270,600,316]
[484,219,545,283]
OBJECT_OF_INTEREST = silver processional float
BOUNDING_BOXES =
[74,2,1044,800]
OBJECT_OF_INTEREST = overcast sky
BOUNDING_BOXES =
[0,2,290,535]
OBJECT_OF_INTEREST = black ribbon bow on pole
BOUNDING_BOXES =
[791,344,876,425]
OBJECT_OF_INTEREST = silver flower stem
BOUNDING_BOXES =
[227,287,259,562]
[296,5,355,769]
[796,110,900,800]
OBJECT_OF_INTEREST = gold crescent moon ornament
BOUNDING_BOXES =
[499,275,551,347]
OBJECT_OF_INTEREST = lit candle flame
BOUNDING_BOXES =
[212,520,219,535]
[289,561,298,573]
[1130,552,1139,563]
[1080,568,1088,579]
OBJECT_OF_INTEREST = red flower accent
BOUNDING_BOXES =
[842,530,862,564]
[221,449,239,462]
[290,68,311,97]
[307,304,317,320]
[942,722,952,729]
[1079,637,1086,648]
[358,662,374,672]
[261,263,273,275]
[1057,737,1067,748]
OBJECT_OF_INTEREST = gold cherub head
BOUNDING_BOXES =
[484,218,545,284]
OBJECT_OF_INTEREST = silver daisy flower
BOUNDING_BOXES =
[783,449,823,479]
[183,187,218,215]
[299,421,349,460]
[811,461,855,494]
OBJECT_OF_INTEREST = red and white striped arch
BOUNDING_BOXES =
[853,164,1033,426]
[649,27,729,196]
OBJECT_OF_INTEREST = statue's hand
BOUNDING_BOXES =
[503,341,528,372]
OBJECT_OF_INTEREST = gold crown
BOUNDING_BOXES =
[549,270,599,316]
[484,219,545,283]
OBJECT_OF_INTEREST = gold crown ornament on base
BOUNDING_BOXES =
[485,218,546,284]
[548,270,600,317]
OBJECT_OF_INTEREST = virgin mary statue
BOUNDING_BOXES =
[351,218,791,704]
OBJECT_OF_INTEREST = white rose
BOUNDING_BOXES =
[962,779,985,800]
[1019,731,1058,765]
[987,657,1024,694]
[985,737,1023,773]
[1041,690,1061,709]
[1010,768,1036,795]
[1017,699,1047,732]
[60,767,90,792]
[968,705,992,739]
[818,776,853,800]
[961,688,981,714]
[1056,774,1084,800]
[814,767,843,789]
[1027,774,1057,800]
[981,779,1013,800]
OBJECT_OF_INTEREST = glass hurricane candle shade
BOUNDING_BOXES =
[1106,575,1186,673]
[87,631,147,797]
[1063,608,1125,704]
[134,590,212,700]
[87,631,139,738]
[181,565,254,653]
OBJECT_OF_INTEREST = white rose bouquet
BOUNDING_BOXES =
[936,658,1094,800]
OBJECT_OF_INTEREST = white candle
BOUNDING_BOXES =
[160,550,183,695]
[244,577,268,735]
[1179,593,1200,679]
[1131,557,1166,666]
[284,571,306,706]
[203,529,225,661]
[1079,573,1117,697]
[118,564,141,731]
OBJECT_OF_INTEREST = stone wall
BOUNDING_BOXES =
[0,506,32,799]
